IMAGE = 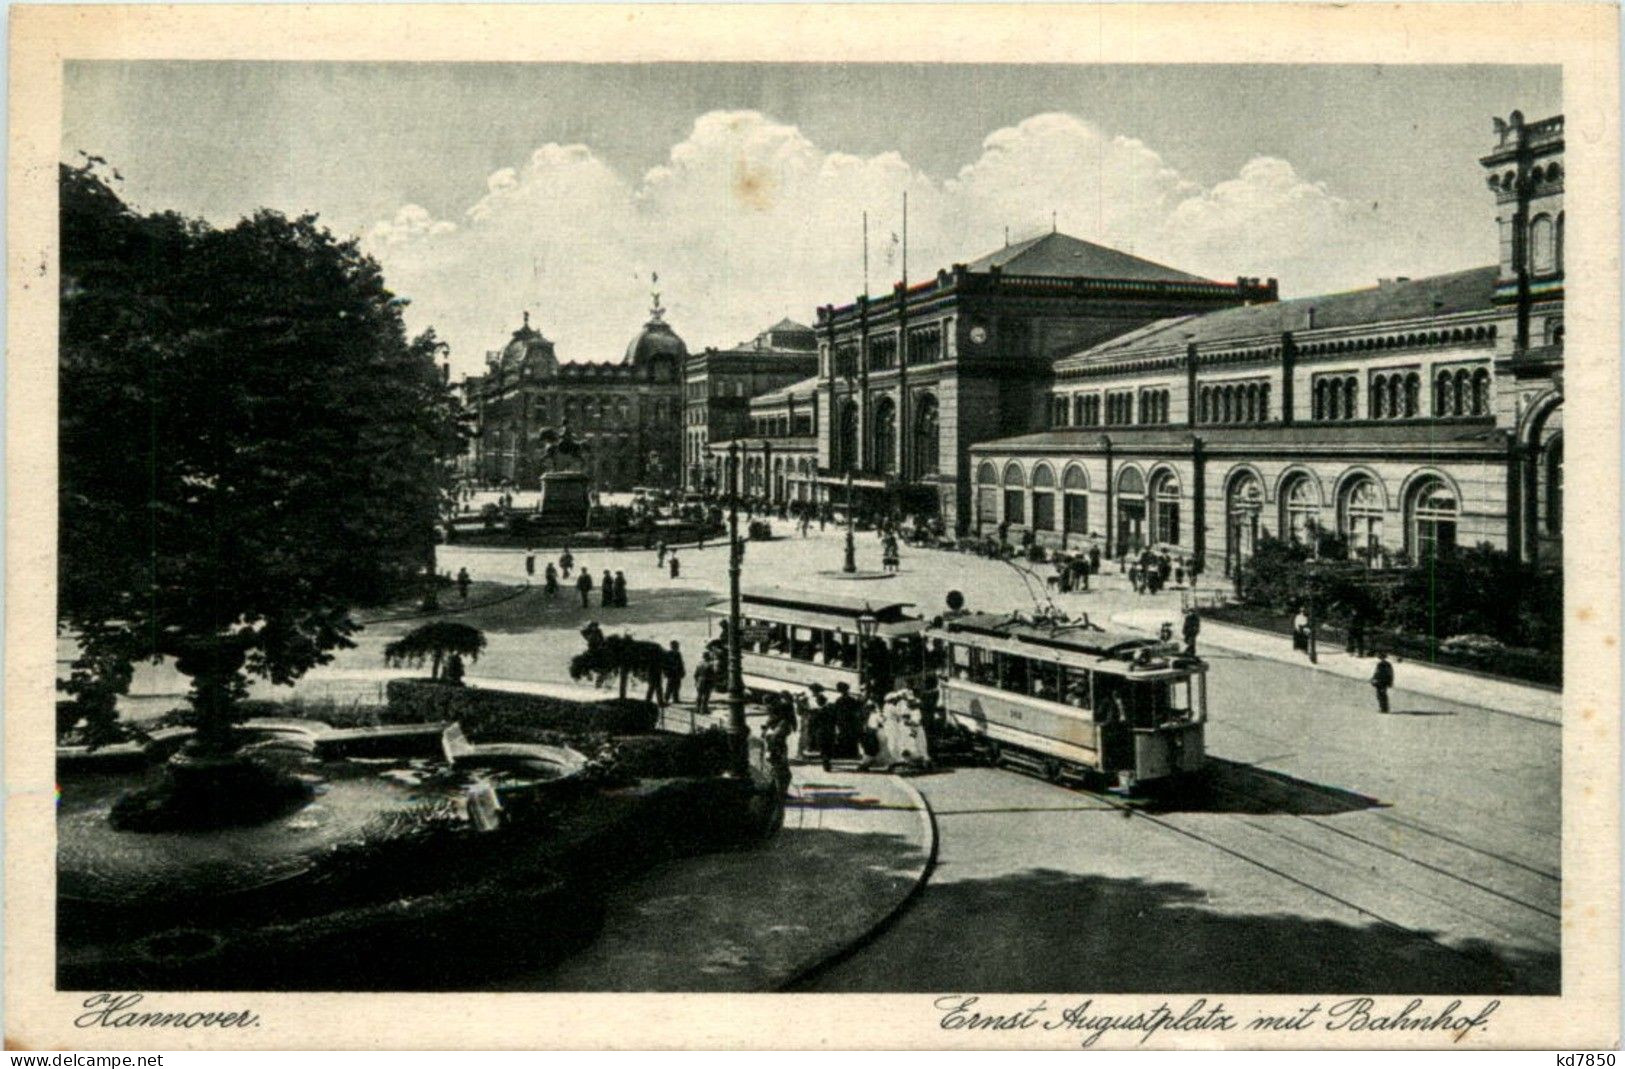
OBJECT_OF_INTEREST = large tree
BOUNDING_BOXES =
[59,159,465,750]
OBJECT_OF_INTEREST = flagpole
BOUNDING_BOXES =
[862,210,869,298]
[902,191,908,288]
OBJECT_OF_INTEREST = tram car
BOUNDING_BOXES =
[930,612,1207,790]
[705,587,932,699]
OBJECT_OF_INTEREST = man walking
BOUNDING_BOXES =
[524,549,536,580]
[1182,608,1201,656]
[600,569,614,609]
[663,640,686,705]
[1346,606,1369,658]
[1371,652,1394,713]
[576,568,593,608]
[560,548,574,578]
[693,650,714,717]
[656,540,668,568]
[613,570,628,608]
[668,551,680,579]
[543,562,559,599]
[456,567,471,601]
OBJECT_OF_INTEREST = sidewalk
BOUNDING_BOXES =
[1109,606,1562,723]
[524,766,936,991]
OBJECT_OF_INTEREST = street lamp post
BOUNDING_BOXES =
[843,471,857,573]
[1306,560,1320,665]
[725,442,749,777]
[855,605,878,698]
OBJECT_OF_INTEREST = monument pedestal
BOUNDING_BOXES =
[537,470,591,531]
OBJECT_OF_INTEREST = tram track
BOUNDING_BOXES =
[1001,760,1558,989]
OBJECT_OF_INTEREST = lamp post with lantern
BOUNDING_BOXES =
[843,470,858,574]
[855,603,878,699]
[725,441,748,777]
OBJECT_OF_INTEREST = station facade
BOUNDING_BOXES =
[711,109,1564,568]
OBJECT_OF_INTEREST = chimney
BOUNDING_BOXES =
[1306,306,1317,330]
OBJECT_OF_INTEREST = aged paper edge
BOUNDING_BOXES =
[6,2,1620,1051]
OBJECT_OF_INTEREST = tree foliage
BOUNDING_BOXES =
[383,622,487,680]
[1237,535,1561,653]
[58,158,467,749]
[569,633,664,700]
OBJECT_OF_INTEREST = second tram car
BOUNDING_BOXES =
[706,587,931,698]
[931,612,1207,790]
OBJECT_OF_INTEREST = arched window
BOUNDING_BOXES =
[1404,373,1420,417]
[1530,214,1556,275]
[1118,468,1147,553]
[975,461,998,528]
[872,397,897,474]
[913,393,940,476]
[1435,372,1451,416]
[1002,461,1026,525]
[1259,384,1271,421]
[1453,369,1470,416]
[1343,377,1358,419]
[1031,463,1057,532]
[1408,477,1458,558]
[1313,380,1326,421]
[1387,376,1401,419]
[1340,476,1385,559]
[1327,381,1342,420]
[1281,475,1321,546]
[1072,394,1085,425]
[1371,375,1387,419]
[1149,470,1181,546]
[1062,464,1089,537]
[1227,471,1265,575]
[1471,369,1490,416]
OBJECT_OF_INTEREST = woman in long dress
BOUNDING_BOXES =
[858,700,898,772]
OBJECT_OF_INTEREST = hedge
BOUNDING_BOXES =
[384,679,657,737]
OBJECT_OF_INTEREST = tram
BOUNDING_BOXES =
[930,612,1207,790]
[704,587,932,698]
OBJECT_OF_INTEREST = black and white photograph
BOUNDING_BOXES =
[8,2,1618,1052]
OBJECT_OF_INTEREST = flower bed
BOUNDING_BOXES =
[384,679,658,735]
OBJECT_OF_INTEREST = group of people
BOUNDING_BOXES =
[784,681,932,774]
[1124,548,1196,595]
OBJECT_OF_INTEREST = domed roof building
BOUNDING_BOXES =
[499,312,558,375]
[623,299,689,367]
[462,300,686,493]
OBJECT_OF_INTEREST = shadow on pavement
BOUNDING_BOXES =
[798,865,1557,995]
[1141,758,1385,816]
[368,586,719,637]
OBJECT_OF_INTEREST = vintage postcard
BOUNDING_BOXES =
[6,2,1620,1052]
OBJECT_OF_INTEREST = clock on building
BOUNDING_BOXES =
[969,324,989,346]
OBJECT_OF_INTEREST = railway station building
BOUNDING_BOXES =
[965,110,1563,570]
[713,109,1564,569]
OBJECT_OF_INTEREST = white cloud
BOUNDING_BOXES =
[364,110,1387,376]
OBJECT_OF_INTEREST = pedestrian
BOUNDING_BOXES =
[1371,652,1394,713]
[656,540,668,567]
[600,569,614,608]
[544,562,559,599]
[444,652,466,687]
[456,567,471,601]
[560,548,574,578]
[1175,560,1186,587]
[693,650,714,717]
[1347,606,1369,658]
[669,552,680,579]
[791,692,812,758]
[525,549,536,580]
[1292,606,1311,655]
[763,695,795,779]
[613,570,627,608]
[663,640,686,704]
[643,638,666,707]
[814,686,841,772]
[857,698,895,772]
[576,568,593,608]
[1089,544,1101,572]
[1182,609,1201,656]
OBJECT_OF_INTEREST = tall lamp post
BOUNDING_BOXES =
[855,605,878,698]
[725,441,749,777]
[843,470,857,573]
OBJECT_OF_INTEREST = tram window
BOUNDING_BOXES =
[1062,666,1093,710]
[969,648,997,685]
[948,643,972,679]
[1000,654,1030,695]
[1030,660,1059,700]
[1094,676,1129,723]
[1167,679,1192,720]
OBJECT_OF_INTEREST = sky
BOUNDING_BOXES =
[63,62,1560,378]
